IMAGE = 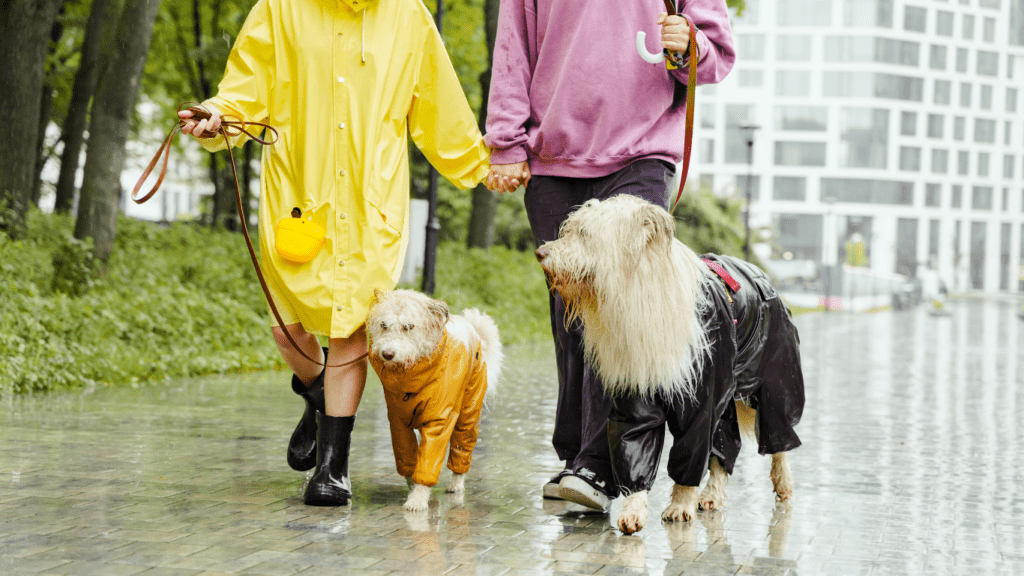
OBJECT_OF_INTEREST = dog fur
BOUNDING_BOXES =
[367,289,502,512]
[537,195,802,533]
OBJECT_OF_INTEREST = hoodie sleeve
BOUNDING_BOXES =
[408,9,491,190]
[482,0,535,166]
[668,0,736,86]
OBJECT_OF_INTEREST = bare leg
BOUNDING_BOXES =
[272,323,324,385]
[325,325,368,417]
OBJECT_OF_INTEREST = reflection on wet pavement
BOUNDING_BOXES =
[1,298,1022,575]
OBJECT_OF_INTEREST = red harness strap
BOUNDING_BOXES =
[702,259,741,292]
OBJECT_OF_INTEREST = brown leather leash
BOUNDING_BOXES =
[131,102,367,369]
[662,0,698,214]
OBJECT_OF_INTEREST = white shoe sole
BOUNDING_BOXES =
[542,482,563,499]
[558,476,609,511]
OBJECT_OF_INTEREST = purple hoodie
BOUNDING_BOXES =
[485,0,736,178]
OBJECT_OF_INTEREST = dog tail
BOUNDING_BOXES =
[461,308,503,401]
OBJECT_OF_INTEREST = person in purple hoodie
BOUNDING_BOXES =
[484,0,736,511]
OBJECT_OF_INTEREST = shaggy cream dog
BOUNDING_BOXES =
[536,195,804,534]
[366,289,503,512]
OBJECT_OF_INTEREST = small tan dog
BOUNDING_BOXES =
[536,195,804,534]
[366,289,503,512]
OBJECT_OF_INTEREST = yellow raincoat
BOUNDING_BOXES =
[370,332,488,486]
[201,0,490,337]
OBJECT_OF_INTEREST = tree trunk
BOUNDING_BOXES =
[31,81,55,209]
[0,0,65,236]
[54,0,113,215]
[465,0,501,249]
[73,0,163,262]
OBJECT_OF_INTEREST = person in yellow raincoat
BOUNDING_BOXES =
[179,0,490,507]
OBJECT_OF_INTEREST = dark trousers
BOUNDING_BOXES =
[524,159,675,496]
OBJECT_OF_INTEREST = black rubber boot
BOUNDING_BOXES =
[286,347,328,471]
[303,413,355,506]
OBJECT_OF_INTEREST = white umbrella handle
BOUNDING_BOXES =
[635,31,666,64]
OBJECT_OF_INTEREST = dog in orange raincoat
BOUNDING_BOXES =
[367,289,503,511]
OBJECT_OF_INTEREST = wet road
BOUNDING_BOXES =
[1,298,1023,575]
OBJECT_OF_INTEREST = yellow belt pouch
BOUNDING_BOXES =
[275,216,325,264]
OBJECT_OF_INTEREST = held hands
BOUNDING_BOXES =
[658,13,693,57]
[177,107,222,140]
[486,161,531,193]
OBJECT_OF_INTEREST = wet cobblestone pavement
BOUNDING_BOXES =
[2,298,1023,575]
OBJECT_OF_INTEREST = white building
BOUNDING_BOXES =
[694,0,1024,294]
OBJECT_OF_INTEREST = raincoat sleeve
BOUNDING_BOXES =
[413,414,460,487]
[388,414,419,479]
[482,0,533,166]
[198,0,275,152]
[667,0,736,86]
[408,17,491,190]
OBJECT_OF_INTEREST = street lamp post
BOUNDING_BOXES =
[740,124,760,262]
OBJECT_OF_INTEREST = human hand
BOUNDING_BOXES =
[177,106,222,139]
[657,13,694,58]
[486,161,531,193]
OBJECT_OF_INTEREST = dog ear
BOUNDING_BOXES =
[428,298,450,326]
[641,204,675,245]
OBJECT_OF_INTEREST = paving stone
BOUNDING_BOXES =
[2,299,1024,575]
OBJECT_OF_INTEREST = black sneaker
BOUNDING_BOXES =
[557,469,614,511]
[542,469,573,500]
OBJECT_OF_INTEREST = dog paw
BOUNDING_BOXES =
[445,473,465,493]
[698,490,722,511]
[770,453,794,502]
[662,484,699,522]
[403,483,431,512]
[617,492,649,534]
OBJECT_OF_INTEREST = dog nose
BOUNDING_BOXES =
[535,245,549,262]
[382,349,395,361]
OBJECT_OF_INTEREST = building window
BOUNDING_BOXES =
[875,73,924,101]
[956,48,969,72]
[821,178,914,205]
[978,152,991,176]
[901,111,917,135]
[840,108,889,168]
[928,219,940,263]
[1000,222,1011,290]
[1003,187,1010,211]
[926,183,942,207]
[1005,154,1016,179]
[1008,88,1019,113]
[980,85,993,109]
[779,0,832,26]
[773,213,823,262]
[977,51,999,76]
[778,35,813,61]
[776,70,812,97]
[773,176,807,201]
[739,70,765,87]
[904,6,927,32]
[775,142,827,166]
[875,38,920,66]
[1011,54,1018,77]
[983,17,996,42]
[775,106,828,131]
[934,80,952,105]
[963,14,975,40]
[954,117,966,140]
[823,71,873,97]
[900,147,922,171]
[1006,121,1013,145]
[825,36,872,61]
[736,34,766,61]
[1014,2,1024,46]
[932,149,949,173]
[960,82,972,107]
[700,104,716,129]
[700,138,715,163]
[936,11,954,36]
[927,114,944,138]
[952,185,963,208]
[929,45,947,69]
[735,175,761,200]
[970,222,986,289]
[958,150,970,175]
[725,104,755,164]
[972,186,994,210]
[980,0,1002,7]
[975,118,996,143]
[843,0,894,27]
